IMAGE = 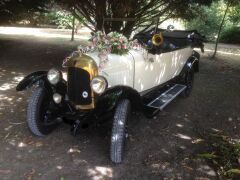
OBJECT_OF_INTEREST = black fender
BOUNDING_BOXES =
[180,50,200,76]
[16,71,67,95]
[192,50,200,72]
[16,71,48,91]
[95,86,142,115]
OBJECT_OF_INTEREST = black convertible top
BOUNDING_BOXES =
[133,28,205,54]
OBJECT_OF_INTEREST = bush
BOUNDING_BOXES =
[185,2,222,42]
[220,26,240,44]
[185,1,240,43]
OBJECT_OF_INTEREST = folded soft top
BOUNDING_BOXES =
[133,28,205,53]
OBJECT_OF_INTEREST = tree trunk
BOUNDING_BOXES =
[211,0,231,59]
[71,15,75,41]
[95,0,106,32]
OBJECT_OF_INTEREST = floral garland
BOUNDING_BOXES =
[89,31,132,68]
[63,31,143,69]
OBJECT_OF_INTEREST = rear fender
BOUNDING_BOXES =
[192,50,200,72]
[180,50,200,76]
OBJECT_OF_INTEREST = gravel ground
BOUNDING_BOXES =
[0,28,240,180]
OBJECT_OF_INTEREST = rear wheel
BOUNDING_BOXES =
[180,70,194,98]
[27,87,60,136]
[110,99,131,163]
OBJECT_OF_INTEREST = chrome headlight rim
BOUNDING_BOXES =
[90,76,108,94]
[47,68,62,85]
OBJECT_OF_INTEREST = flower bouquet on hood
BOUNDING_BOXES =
[90,31,129,56]
[107,32,129,55]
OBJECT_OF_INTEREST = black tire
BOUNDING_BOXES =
[180,70,194,98]
[110,99,131,163]
[27,87,59,137]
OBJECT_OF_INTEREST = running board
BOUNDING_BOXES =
[146,84,186,110]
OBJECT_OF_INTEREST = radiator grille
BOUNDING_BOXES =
[67,67,92,105]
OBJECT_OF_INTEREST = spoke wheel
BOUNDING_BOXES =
[110,99,131,163]
[27,87,60,136]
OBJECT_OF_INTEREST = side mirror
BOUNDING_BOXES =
[167,25,175,31]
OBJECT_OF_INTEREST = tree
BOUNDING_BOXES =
[185,2,222,41]
[211,0,240,58]
[57,0,215,37]
[211,0,231,58]
[0,0,52,25]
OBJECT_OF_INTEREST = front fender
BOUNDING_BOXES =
[16,71,48,91]
[95,86,142,114]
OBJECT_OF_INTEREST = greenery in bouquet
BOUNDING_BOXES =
[89,31,130,69]
[107,32,129,55]
[90,31,129,56]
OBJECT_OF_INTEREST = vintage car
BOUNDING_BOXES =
[16,27,204,163]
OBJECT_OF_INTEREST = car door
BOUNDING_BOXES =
[133,47,192,93]
[133,49,167,92]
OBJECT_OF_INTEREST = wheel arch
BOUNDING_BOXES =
[95,85,142,114]
[16,71,48,91]
[180,50,200,77]
[16,71,67,96]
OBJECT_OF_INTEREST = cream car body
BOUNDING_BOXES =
[87,47,192,93]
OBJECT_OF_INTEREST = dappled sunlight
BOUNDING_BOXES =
[88,166,113,180]
[211,128,221,132]
[13,75,24,82]
[0,83,15,91]
[0,94,18,107]
[67,147,81,154]
[175,133,192,140]
[197,165,217,177]
[0,68,24,91]
[56,165,63,170]
[176,123,184,128]
[0,27,91,40]
[161,148,170,154]
[205,49,240,56]
[18,142,27,148]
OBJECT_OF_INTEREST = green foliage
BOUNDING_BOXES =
[185,0,240,43]
[197,132,240,179]
[228,4,240,24]
[227,169,240,175]
[185,2,223,41]
[40,10,76,29]
[220,26,240,44]
[198,152,218,159]
[52,11,73,29]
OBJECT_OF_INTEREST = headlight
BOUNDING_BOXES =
[47,69,61,85]
[90,76,108,94]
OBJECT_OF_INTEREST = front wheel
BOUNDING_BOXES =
[27,87,60,137]
[110,99,131,163]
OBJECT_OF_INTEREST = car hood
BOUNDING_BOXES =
[86,50,136,88]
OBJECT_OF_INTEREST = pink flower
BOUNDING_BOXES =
[122,44,127,49]
[119,37,123,43]
[117,45,121,49]
[107,47,112,53]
